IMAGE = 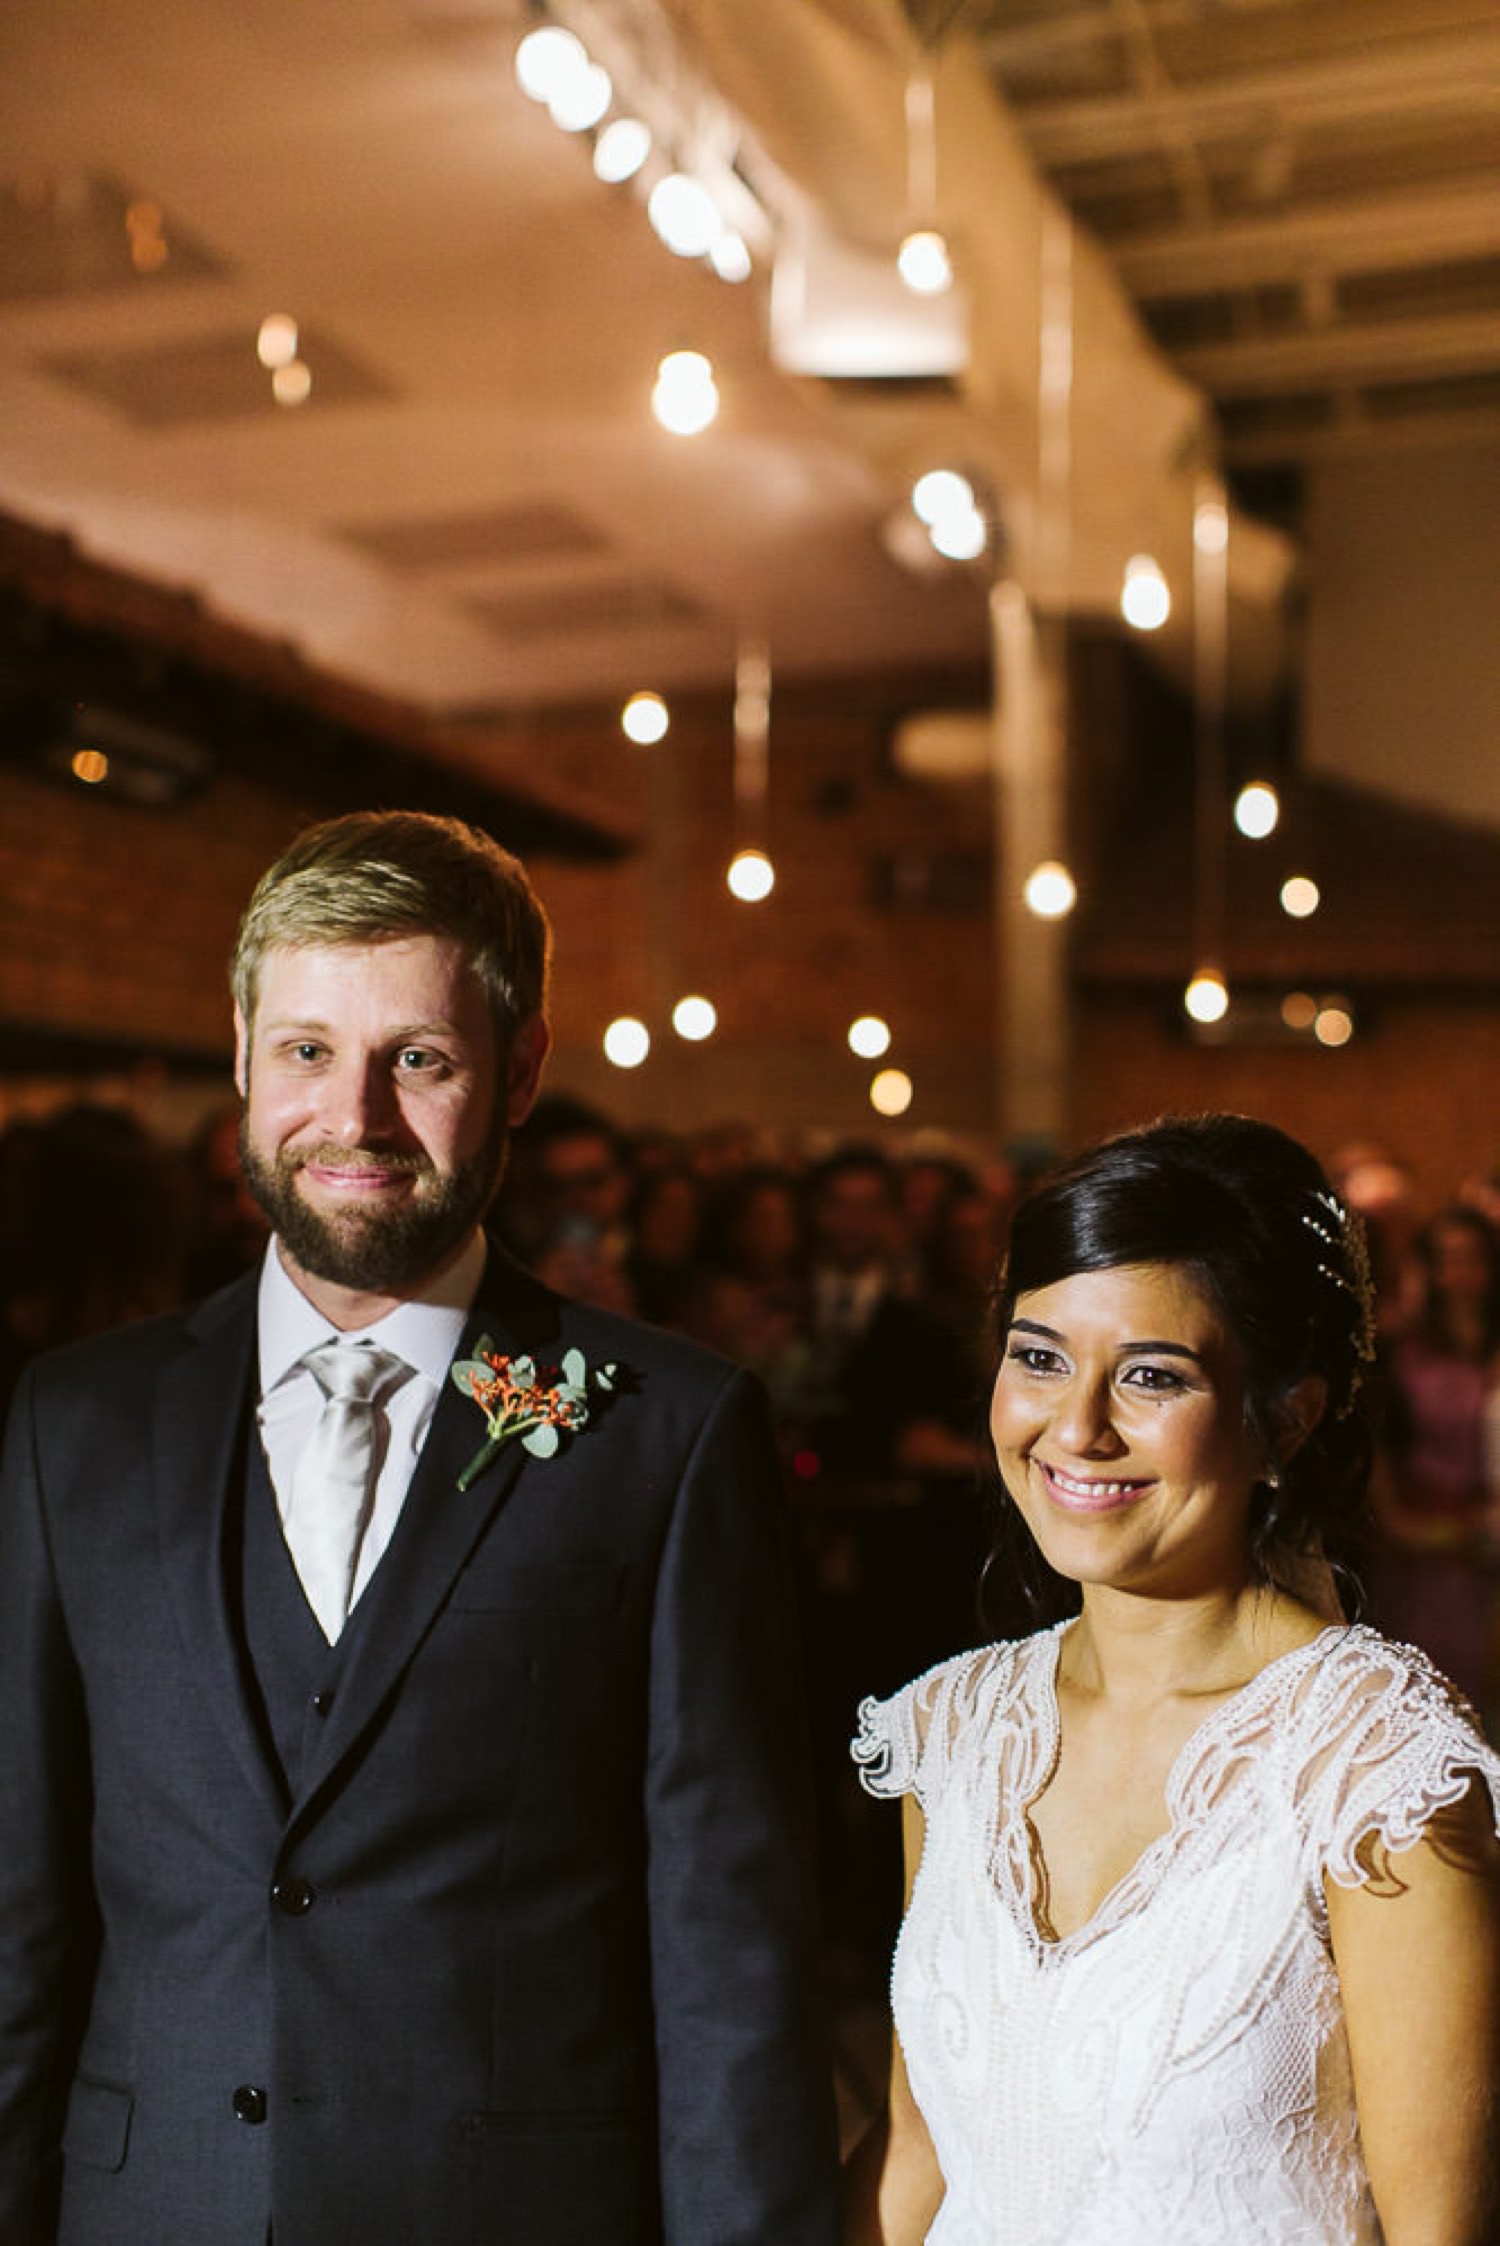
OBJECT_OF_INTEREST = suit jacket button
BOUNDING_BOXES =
[232,2084,268,2125]
[311,1691,334,1716]
[271,1877,315,1916]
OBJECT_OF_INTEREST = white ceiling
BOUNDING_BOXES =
[0,0,1495,724]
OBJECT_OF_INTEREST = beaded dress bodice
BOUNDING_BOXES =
[853,1624,1500,2246]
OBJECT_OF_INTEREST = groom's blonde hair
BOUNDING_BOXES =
[232,810,551,1047]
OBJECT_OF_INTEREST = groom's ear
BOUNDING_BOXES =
[504,1013,550,1126]
[233,1004,249,1098]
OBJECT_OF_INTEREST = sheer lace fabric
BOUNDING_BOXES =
[853,1624,1500,2246]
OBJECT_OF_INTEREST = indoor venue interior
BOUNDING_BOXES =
[3,0,1499,2169]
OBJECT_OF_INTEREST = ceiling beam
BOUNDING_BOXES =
[1015,27,1500,162]
[1116,182,1500,297]
[1222,402,1500,466]
[1179,308,1500,394]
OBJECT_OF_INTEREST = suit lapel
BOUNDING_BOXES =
[291,1256,563,1820]
[150,1277,286,1829]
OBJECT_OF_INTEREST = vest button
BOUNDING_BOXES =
[232,2084,268,2125]
[271,1876,315,1916]
[311,1691,334,1716]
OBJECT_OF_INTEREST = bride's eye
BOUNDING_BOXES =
[1120,1363,1188,1394]
[1006,1342,1066,1376]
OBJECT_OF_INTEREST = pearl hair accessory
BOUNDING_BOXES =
[1300,1189,1378,1410]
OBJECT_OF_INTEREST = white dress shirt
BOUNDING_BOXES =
[255,1229,487,1615]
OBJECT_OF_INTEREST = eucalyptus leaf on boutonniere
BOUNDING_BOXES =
[450,1339,622,1492]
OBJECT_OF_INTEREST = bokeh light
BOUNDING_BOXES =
[603,1016,650,1068]
[726,849,775,902]
[870,1067,914,1116]
[672,995,717,1042]
[621,691,669,744]
[848,1015,892,1060]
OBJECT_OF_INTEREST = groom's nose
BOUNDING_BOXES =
[322,1050,401,1145]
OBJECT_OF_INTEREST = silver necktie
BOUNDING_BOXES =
[284,1341,405,1643]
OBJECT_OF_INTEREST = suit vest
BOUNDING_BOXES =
[237,1426,372,1799]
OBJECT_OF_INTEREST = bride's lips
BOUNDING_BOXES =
[1037,1460,1155,1514]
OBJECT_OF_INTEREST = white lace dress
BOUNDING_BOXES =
[852,1623,1500,2246]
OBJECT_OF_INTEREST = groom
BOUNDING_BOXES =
[0,811,839,2246]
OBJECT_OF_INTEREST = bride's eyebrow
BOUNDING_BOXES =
[1008,1317,1206,1366]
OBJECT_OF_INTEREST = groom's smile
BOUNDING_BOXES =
[233,932,529,1326]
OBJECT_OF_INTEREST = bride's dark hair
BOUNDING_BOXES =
[978,1113,1377,1637]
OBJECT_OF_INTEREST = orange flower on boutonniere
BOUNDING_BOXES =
[451,1340,621,1492]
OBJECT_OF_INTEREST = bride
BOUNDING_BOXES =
[846,1115,1499,2246]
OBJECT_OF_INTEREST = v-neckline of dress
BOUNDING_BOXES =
[998,1621,1345,1958]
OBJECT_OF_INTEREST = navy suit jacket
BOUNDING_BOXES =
[0,1255,840,2245]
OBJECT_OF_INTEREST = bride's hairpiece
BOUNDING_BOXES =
[1300,1189,1378,1410]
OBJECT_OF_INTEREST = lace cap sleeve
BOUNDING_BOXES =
[851,1645,1003,1809]
[1292,1628,1500,1889]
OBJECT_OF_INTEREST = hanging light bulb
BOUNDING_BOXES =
[1281,874,1321,919]
[515,25,588,105]
[621,691,669,745]
[593,117,651,184]
[1184,968,1229,1025]
[911,469,973,527]
[870,1068,914,1117]
[1314,1003,1354,1048]
[549,61,611,132]
[647,174,722,259]
[651,350,719,436]
[1121,553,1171,631]
[848,1015,891,1060]
[897,229,952,295]
[708,232,752,283]
[1193,498,1229,556]
[603,1016,651,1068]
[256,314,298,370]
[726,849,774,902]
[929,506,986,561]
[272,360,312,407]
[1023,861,1077,919]
[672,996,717,1042]
[1233,781,1280,838]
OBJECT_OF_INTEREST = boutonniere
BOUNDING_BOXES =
[450,1338,621,1492]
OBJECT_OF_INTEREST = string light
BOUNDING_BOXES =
[1281,874,1321,918]
[621,691,669,744]
[603,1016,650,1068]
[648,174,722,259]
[1281,991,1318,1030]
[672,996,717,1041]
[1184,968,1229,1024]
[652,350,719,435]
[870,1068,914,1116]
[1023,861,1077,919]
[708,232,752,283]
[272,360,312,407]
[515,25,588,105]
[726,849,774,902]
[848,1015,891,1059]
[593,117,651,183]
[1121,553,1171,631]
[257,314,298,370]
[897,229,952,295]
[1233,782,1279,839]
[1314,1003,1354,1048]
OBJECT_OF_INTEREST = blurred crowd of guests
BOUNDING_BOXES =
[3,1094,1500,1988]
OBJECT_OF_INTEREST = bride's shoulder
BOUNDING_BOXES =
[851,1627,1058,1801]
[1265,1622,1500,1874]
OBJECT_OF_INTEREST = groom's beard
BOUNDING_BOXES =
[238,1111,507,1298]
